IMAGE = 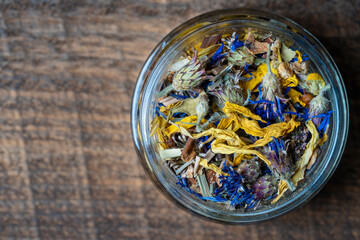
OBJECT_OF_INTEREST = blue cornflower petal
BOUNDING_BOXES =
[210,43,225,64]
[244,63,253,76]
[258,83,263,100]
[156,106,167,119]
[172,112,187,118]
[231,34,244,51]
[285,87,291,95]
[309,110,333,137]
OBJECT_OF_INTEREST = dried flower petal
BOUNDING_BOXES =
[291,60,309,75]
[280,43,296,62]
[228,48,255,66]
[306,73,326,96]
[199,158,228,176]
[278,62,294,79]
[245,32,268,55]
[200,34,222,48]
[288,88,306,107]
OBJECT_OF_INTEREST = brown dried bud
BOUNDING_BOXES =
[245,32,268,55]
[205,170,217,184]
[290,61,309,75]
[277,62,294,79]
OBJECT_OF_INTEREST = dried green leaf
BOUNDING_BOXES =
[280,43,296,62]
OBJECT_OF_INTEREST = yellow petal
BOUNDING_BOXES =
[293,120,319,181]
[193,128,247,147]
[281,74,299,88]
[295,50,303,62]
[233,153,253,166]
[223,102,267,123]
[217,118,235,130]
[160,101,181,116]
[163,116,206,137]
[319,133,328,146]
[199,158,228,176]
[224,110,265,137]
[277,48,282,63]
[223,104,300,147]
[271,180,288,204]
[198,44,222,58]
[241,63,267,92]
[244,118,300,148]
[211,143,272,168]
[151,116,169,149]
[288,88,306,107]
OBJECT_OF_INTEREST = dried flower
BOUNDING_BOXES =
[251,174,277,200]
[196,91,210,132]
[172,52,208,91]
[277,62,294,79]
[245,32,268,55]
[266,138,295,191]
[308,85,331,127]
[290,61,309,75]
[208,82,246,109]
[261,44,283,101]
[237,158,261,183]
[227,48,255,67]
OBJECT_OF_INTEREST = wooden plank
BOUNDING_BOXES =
[0,0,358,239]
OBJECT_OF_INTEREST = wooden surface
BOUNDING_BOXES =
[0,0,359,239]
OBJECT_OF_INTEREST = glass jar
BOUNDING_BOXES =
[131,8,349,223]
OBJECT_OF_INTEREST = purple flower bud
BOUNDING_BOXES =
[251,174,277,200]
[237,159,261,183]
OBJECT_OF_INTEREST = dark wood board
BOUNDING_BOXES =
[0,0,359,239]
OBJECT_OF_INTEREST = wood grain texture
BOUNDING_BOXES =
[0,0,359,239]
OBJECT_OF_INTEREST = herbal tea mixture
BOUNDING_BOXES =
[151,31,333,210]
